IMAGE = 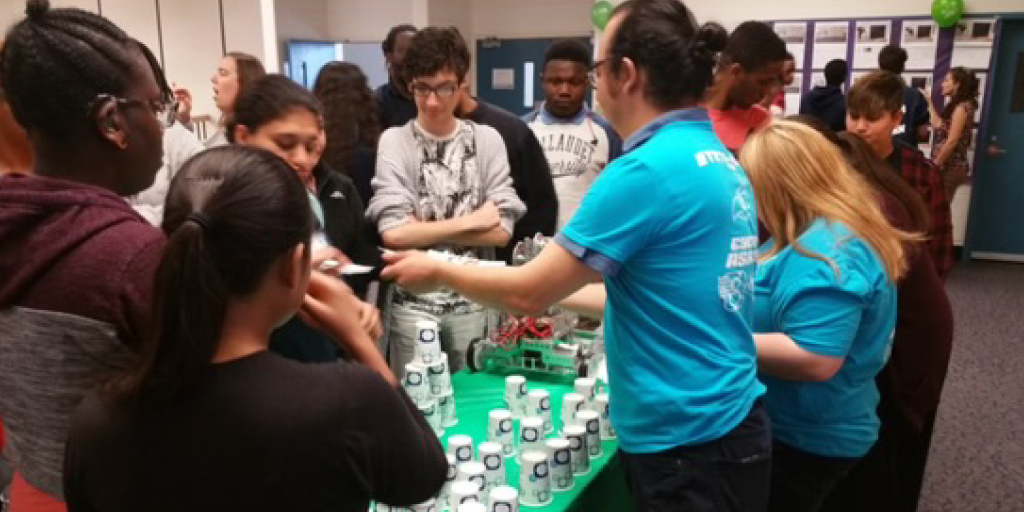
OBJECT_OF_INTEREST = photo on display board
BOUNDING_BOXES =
[903,73,932,92]
[901,20,939,70]
[955,19,996,43]
[903,22,936,44]
[856,23,889,43]
[813,22,850,69]
[853,20,892,69]
[815,22,849,44]
[775,22,808,44]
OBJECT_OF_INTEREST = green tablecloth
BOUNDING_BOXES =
[441,369,630,511]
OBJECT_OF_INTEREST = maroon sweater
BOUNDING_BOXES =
[0,173,163,500]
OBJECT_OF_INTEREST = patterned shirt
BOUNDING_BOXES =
[886,140,955,278]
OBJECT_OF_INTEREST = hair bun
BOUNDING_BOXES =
[25,0,50,20]
[695,22,728,54]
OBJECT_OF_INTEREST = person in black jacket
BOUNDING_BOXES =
[375,24,419,129]
[449,30,558,263]
[65,146,447,512]
[800,59,848,133]
[229,75,383,362]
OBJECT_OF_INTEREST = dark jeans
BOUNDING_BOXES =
[620,400,771,512]
[768,440,859,512]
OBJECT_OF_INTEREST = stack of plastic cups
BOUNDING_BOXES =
[438,454,457,512]
[544,438,574,492]
[503,375,527,419]
[574,378,597,409]
[519,450,553,507]
[449,481,483,509]
[518,417,544,462]
[576,410,603,459]
[563,424,590,476]
[560,393,585,434]
[486,409,515,458]
[415,320,457,432]
[526,389,553,434]
[595,393,616,440]
[488,486,519,512]
[458,461,487,497]
[478,442,505,494]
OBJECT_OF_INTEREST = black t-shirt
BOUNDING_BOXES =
[64,353,447,512]
[896,86,929,147]
[375,82,418,131]
[465,100,558,263]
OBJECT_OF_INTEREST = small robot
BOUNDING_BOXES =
[465,235,603,378]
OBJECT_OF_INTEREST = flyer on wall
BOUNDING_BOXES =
[774,22,808,69]
[784,72,803,117]
[812,22,850,69]
[951,18,996,69]
[901,20,938,70]
[852,20,892,69]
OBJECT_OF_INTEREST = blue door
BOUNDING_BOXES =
[477,37,592,117]
[287,40,338,89]
[966,18,1024,261]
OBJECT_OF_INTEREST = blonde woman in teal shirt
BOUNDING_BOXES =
[740,121,917,512]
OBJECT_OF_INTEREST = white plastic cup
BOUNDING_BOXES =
[427,353,452,395]
[439,453,457,512]
[478,441,505,492]
[527,389,553,434]
[503,375,528,418]
[410,498,437,512]
[403,363,430,404]
[416,320,442,364]
[544,438,574,492]
[574,377,596,407]
[518,416,544,460]
[449,480,482,509]
[487,486,519,512]
[560,393,586,432]
[458,461,487,495]
[374,502,391,512]
[486,409,515,458]
[418,400,442,437]
[457,503,486,512]
[448,434,474,464]
[519,450,553,507]
[437,390,458,428]
[563,424,590,476]
[595,393,616,440]
[576,410,602,459]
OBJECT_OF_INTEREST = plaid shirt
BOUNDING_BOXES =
[886,140,955,279]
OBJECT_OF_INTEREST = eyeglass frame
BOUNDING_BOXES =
[409,80,460,100]
[87,93,178,129]
[587,59,612,89]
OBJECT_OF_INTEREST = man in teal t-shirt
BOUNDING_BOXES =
[381,2,772,510]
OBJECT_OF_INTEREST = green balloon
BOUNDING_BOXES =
[591,1,613,30]
[931,0,964,28]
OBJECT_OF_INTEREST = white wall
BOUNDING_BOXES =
[471,0,591,39]
[326,0,417,42]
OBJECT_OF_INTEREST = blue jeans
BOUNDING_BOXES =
[619,401,772,512]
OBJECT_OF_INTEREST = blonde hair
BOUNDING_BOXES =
[739,120,912,282]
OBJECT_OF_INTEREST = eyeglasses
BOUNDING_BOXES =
[88,93,177,128]
[588,59,611,89]
[410,81,459,99]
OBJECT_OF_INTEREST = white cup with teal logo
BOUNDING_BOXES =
[437,390,458,428]
[403,363,430,404]
[595,393,616,440]
[503,375,527,418]
[416,320,442,364]
[563,424,590,476]
[518,416,544,461]
[519,450,553,506]
[449,481,482,509]
[448,434,474,465]
[560,393,585,433]
[577,410,602,459]
[527,389,553,434]
[487,486,519,512]
[427,353,452,395]
[487,409,515,458]
[478,441,505,491]
[458,461,487,495]
[544,438,574,492]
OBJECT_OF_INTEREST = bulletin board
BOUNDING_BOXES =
[769,15,998,158]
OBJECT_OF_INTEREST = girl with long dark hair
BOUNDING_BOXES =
[925,66,980,198]
[63,147,446,512]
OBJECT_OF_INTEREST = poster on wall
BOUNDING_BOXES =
[951,18,995,69]
[901,20,938,70]
[903,72,933,93]
[852,20,891,69]
[774,22,808,69]
[813,22,850,69]
[785,72,803,117]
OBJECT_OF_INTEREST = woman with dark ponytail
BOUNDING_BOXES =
[63,146,447,512]
[925,66,980,198]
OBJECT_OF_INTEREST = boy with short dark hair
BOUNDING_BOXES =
[368,26,526,372]
[800,58,848,132]
[847,70,953,278]
[878,45,930,146]
[704,21,789,152]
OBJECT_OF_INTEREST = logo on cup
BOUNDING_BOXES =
[523,429,539,442]
[534,462,549,478]
[494,505,513,512]
[470,474,485,489]
[456,446,472,461]
[586,421,599,434]
[484,455,501,470]
[407,373,423,385]
[499,419,512,433]
[569,437,582,450]
[419,329,436,343]
[555,451,570,464]
[540,397,550,410]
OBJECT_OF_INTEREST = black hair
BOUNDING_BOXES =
[721,21,789,71]
[382,23,417,54]
[227,74,323,143]
[942,66,980,120]
[0,0,171,140]
[824,59,848,87]
[848,70,903,116]
[608,0,728,110]
[878,45,908,74]
[107,146,314,402]
[544,39,592,68]
[785,51,795,61]
[402,26,471,83]
[313,62,381,177]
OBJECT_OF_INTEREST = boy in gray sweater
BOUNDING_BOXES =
[367,27,525,372]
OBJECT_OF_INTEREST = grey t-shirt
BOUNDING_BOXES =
[367,119,525,313]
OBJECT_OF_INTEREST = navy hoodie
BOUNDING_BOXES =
[800,85,848,133]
